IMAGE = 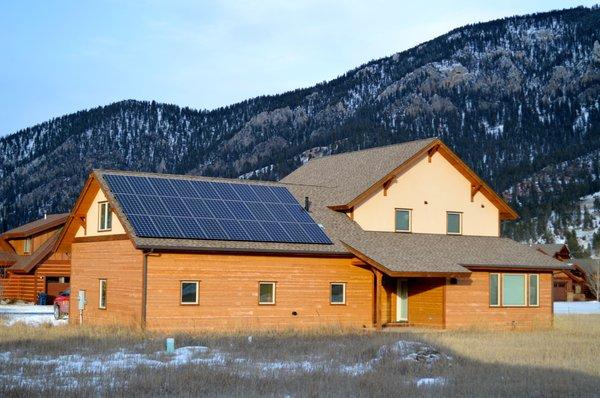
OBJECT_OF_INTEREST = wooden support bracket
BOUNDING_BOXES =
[471,184,482,202]
[383,179,393,196]
[427,144,440,163]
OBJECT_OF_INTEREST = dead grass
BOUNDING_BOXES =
[0,316,599,397]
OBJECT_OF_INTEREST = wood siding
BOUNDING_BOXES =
[408,278,445,327]
[69,239,143,326]
[445,271,553,330]
[145,253,373,332]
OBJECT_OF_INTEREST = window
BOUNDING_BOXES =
[330,283,346,304]
[502,274,526,306]
[395,209,411,232]
[23,238,32,254]
[446,212,462,234]
[489,273,500,307]
[99,279,107,309]
[98,202,112,231]
[181,281,199,305]
[259,282,276,305]
[529,274,539,306]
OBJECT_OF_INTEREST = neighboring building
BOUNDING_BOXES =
[57,138,567,331]
[0,214,70,302]
[571,258,600,301]
[533,244,589,302]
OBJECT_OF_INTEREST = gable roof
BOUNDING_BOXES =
[52,168,565,276]
[0,250,18,266]
[1,213,69,240]
[9,233,61,273]
[573,258,600,277]
[282,138,518,220]
[533,243,570,257]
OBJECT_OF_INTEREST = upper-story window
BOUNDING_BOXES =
[395,209,411,232]
[446,212,462,235]
[98,202,112,232]
[23,238,32,254]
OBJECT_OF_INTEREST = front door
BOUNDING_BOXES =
[396,279,408,322]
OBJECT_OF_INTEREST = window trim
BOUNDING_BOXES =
[98,279,107,310]
[489,273,500,307]
[501,273,527,307]
[180,280,199,305]
[23,238,32,254]
[258,281,276,305]
[446,211,462,235]
[98,201,112,232]
[330,282,347,305]
[394,208,412,233]
[528,274,539,307]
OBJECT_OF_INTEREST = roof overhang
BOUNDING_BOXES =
[343,242,471,278]
[1,214,69,240]
[462,263,570,272]
[329,139,518,221]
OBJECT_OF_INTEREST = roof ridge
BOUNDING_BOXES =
[305,137,438,163]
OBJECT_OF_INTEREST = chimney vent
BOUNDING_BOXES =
[304,196,310,212]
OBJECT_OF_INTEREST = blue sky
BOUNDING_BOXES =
[0,1,596,136]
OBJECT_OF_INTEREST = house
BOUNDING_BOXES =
[0,214,70,302]
[56,138,567,331]
[571,258,600,301]
[533,243,587,301]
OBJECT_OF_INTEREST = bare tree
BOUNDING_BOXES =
[583,259,600,302]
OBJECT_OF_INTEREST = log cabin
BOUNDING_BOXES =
[533,243,588,302]
[0,214,70,302]
[56,138,568,331]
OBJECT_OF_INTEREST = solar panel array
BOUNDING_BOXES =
[103,174,331,245]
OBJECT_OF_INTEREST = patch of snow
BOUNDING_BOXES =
[554,301,600,314]
[416,377,446,387]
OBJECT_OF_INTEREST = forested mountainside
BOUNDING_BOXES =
[1,6,599,247]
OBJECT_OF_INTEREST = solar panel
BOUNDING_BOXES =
[103,174,332,244]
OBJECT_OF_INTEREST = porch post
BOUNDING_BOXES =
[374,268,383,330]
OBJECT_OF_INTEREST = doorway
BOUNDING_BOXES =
[396,279,408,322]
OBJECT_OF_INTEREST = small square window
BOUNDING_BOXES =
[98,202,112,231]
[395,209,411,232]
[181,281,199,305]
[330,283,346,304]
[447,212,462,235]
[99,279,107,309]
[259,282,276,305]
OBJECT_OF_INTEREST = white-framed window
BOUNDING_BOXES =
[259,282,276,305]
[489,273,500,307]
[528,274,539,307]
[99,279,107,309]
[23,238,32,254]
[330,282,346,304]
[446,212,462,235]
[394,209,411,232]
[181,281,199,305]
[98,202,112,231]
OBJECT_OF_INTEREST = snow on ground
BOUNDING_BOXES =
[0,304,67,326]
[554,301,600,314]
[0,339,449,389]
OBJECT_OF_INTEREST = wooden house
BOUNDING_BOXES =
[0,214,70,302]
[533,244,588,301]
[56,138,567,331]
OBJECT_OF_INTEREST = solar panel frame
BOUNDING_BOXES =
[103,174,332,245]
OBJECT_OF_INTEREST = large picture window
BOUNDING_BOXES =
[502,274,526,306]
[98,202,112,231]
[181,281,199,305]
[259,282,276,305]
[394,209,411,232]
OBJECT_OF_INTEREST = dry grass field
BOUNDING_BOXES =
[0,316,599,397]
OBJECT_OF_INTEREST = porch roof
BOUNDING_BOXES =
[341,232,569,276]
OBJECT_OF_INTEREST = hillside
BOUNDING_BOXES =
[1,6,599,245]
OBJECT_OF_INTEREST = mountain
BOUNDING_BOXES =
[1,6,599,246]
